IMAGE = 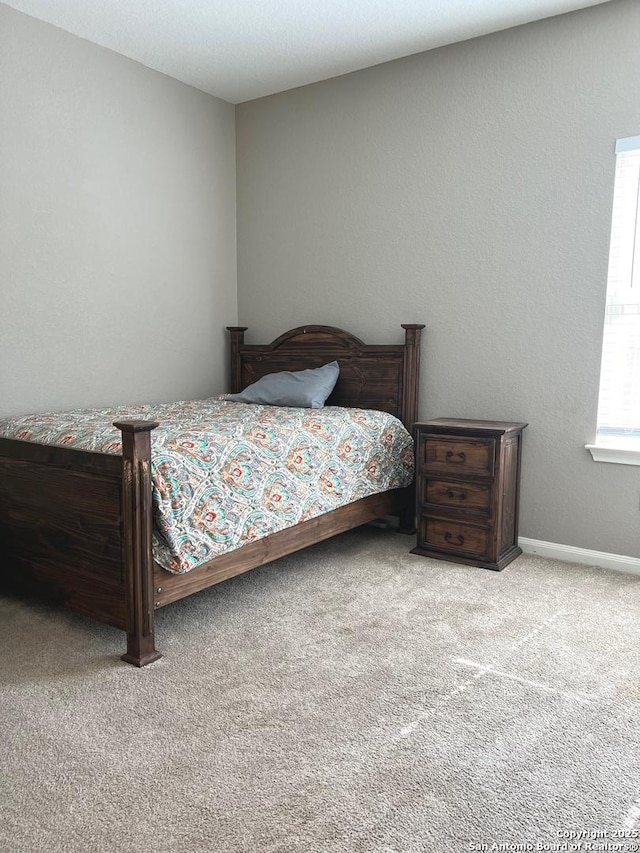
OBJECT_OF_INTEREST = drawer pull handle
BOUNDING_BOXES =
[446,489,467,501]
[444,532,465,546]
[445,450,466,464]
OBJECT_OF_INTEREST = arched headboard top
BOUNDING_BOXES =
[227,324,424,431]
[263,325,367,350]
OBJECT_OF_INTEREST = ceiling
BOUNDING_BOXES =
[4,0,611,103]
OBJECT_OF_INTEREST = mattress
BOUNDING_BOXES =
[0,398,414,573]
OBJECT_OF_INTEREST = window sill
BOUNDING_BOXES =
[585,444,640,466]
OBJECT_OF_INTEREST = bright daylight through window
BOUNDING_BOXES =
[594,135,640,456]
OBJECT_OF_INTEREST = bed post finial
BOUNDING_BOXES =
[114,419,162,667]
[227,326,248,394]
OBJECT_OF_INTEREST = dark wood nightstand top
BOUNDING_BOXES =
[415,418,528,435]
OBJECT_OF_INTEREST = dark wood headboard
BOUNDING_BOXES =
[226,324,424,431]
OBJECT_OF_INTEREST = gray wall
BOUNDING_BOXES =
[236,0,640,557]
[0,4,237,416]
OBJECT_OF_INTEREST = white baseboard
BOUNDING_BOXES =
[519,537,640,576]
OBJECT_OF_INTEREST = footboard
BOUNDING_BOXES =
[0,420,159,666]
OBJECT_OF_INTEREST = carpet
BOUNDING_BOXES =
[2,527,640,853]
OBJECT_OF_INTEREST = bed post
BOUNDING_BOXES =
[400,324,425,431]
[399,324,425,534]
[227,326,248,393]
[114,420,162,667]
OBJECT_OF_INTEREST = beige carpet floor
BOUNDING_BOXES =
[2,527,640,853]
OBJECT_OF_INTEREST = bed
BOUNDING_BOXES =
[0,323,424,665]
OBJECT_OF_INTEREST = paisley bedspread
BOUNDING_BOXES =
[0,399,414,574]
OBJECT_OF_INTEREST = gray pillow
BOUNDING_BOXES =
[226,361,339,408]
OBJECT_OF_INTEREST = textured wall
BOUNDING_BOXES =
[0,4,237,416]
[236,0,640,557]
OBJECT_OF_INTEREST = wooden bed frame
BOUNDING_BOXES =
[0,324,424,665]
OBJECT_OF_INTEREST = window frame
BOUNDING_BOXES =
[587,135,640,466]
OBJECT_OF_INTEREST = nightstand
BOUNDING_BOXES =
[411,419,527,571]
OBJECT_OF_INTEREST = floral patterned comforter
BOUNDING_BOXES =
[0,399,414,574]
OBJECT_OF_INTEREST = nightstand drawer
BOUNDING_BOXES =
[422,436,495,476]
[418,516,491,560]
[424,479,491,513]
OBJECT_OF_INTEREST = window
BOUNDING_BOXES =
[588,136,640,465]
